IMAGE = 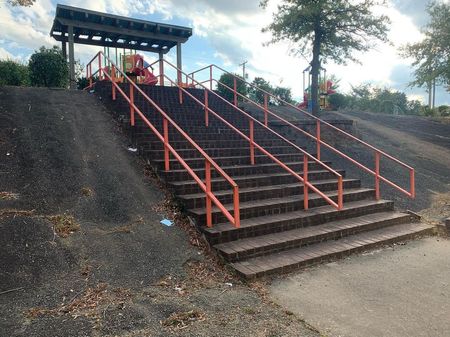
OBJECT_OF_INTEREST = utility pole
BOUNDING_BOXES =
[239,60,248,79]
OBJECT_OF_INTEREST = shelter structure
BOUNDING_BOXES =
[50,4,192,88]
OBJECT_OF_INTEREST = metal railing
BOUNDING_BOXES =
[85,52,240,228]
[188,64,415,201]
[148,58,344,211]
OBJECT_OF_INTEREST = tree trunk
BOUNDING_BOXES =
[310,32,321,115]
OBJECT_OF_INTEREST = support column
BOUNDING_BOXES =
[176,42,182,84]
[159,51,164,86]
[61,41,67,61]
[68,25,76,89]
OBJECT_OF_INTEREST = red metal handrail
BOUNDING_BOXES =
[155,59,344,211]
[189,64,415,200]
[85,52,240,228]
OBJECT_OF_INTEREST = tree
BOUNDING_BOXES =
[28,46,68,88]
[401,1,450,91]
[273,86,294,105]
[250,77,273,104]
[0,60,29,86]
[216,73,247,103]
[261,0,390,115]
[6,0,35,6]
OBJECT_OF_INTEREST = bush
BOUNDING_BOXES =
[328,93,348,110]
[0,60,29,86]
[28,46,68,88]
[77,77,89,90]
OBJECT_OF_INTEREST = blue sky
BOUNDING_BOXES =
[0,0,448,105]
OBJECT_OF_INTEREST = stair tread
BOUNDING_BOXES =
[153,152,309,163]
[231,222,433,277]
[180,178,359,200]
[214,211,410,254]
[171,168,342,186]
[164,160,329,174]
[205,199,392,234]
[190,187,373,216]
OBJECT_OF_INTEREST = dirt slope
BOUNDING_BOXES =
[0,86,318,337]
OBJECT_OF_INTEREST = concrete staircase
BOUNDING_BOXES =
[95,83,433,279]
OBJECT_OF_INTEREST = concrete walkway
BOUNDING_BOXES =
[270,237,450,337]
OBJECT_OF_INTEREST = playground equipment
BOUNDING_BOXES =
[299,66,336,111]
[123,53,158,85]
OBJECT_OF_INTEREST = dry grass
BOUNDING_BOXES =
[48,214,80,238]
[81,187,94,197]
[160,310,206,331]
[106,216,144,234]
[0,191,19,200]
[26,283,132,322]
[420,191,450,224]
[0,208,34,218]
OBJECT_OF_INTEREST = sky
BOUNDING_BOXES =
[0,0,448,105]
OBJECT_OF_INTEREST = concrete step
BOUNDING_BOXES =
[189,187,374,226]
[215,211,413,262]
[231,222,433,279]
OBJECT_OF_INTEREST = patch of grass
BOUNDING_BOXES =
[106,216,144,234]
[81,187,93,197]
[0,191,19,200]
[243,307,257,315]
[0,208,34,218]
[48,214,80,238]
[161,310,206,330]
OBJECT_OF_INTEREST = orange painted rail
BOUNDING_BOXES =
[189,64,415,201]
[149,59,344,211]
[85,52,240,228]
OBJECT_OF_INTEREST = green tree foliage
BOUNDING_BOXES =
[401,1,450,90]
[273,86,294,105]
[28,46,68,88]
[261,0,390,115]
[6,0,35,6]
[216,73,247,103]
[336,84,422,115]
[0,60,29,86]
[250,77,273,104]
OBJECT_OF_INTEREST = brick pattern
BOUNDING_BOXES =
[94,82,433,278]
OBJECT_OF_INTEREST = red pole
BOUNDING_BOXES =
[410,168,415,198]
[205,160,212,227]
[233,186,240,228]
[303,154,308,210]
[264,94,268,126]
[98,54,102,80]
[338,176,343,209]
[129,84,135,126]
[375,151,380,200]
[89,63,92,87]
[204,90,209,127]
[249,119,255,165]
[316,120,321,160]
[163,118,170,171]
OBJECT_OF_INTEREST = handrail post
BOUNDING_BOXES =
[209,65,212,90]
[233,186,240,228]
[192,73,195,86]
[303,154,309,210]
[249,119,255,165]
[163,118,170,171]
[204,90,209,127]
[316,120,321,160]
[410,168,415,198]
[338,176,344,209]
[264,94,268,126]
[129,84,135,126]
[159,58,164,86]
[375,151,381,200]
[233,77,237,106]
[205,160,212,227]
[111,65,116,100]
[178,85,183,104]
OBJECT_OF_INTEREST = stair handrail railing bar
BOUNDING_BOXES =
[188,64,415,200]
[86,51,240,228]
[158,59,344,211]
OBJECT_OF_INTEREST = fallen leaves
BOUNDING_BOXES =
[161,310,206,331]
[48,213,80,238]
